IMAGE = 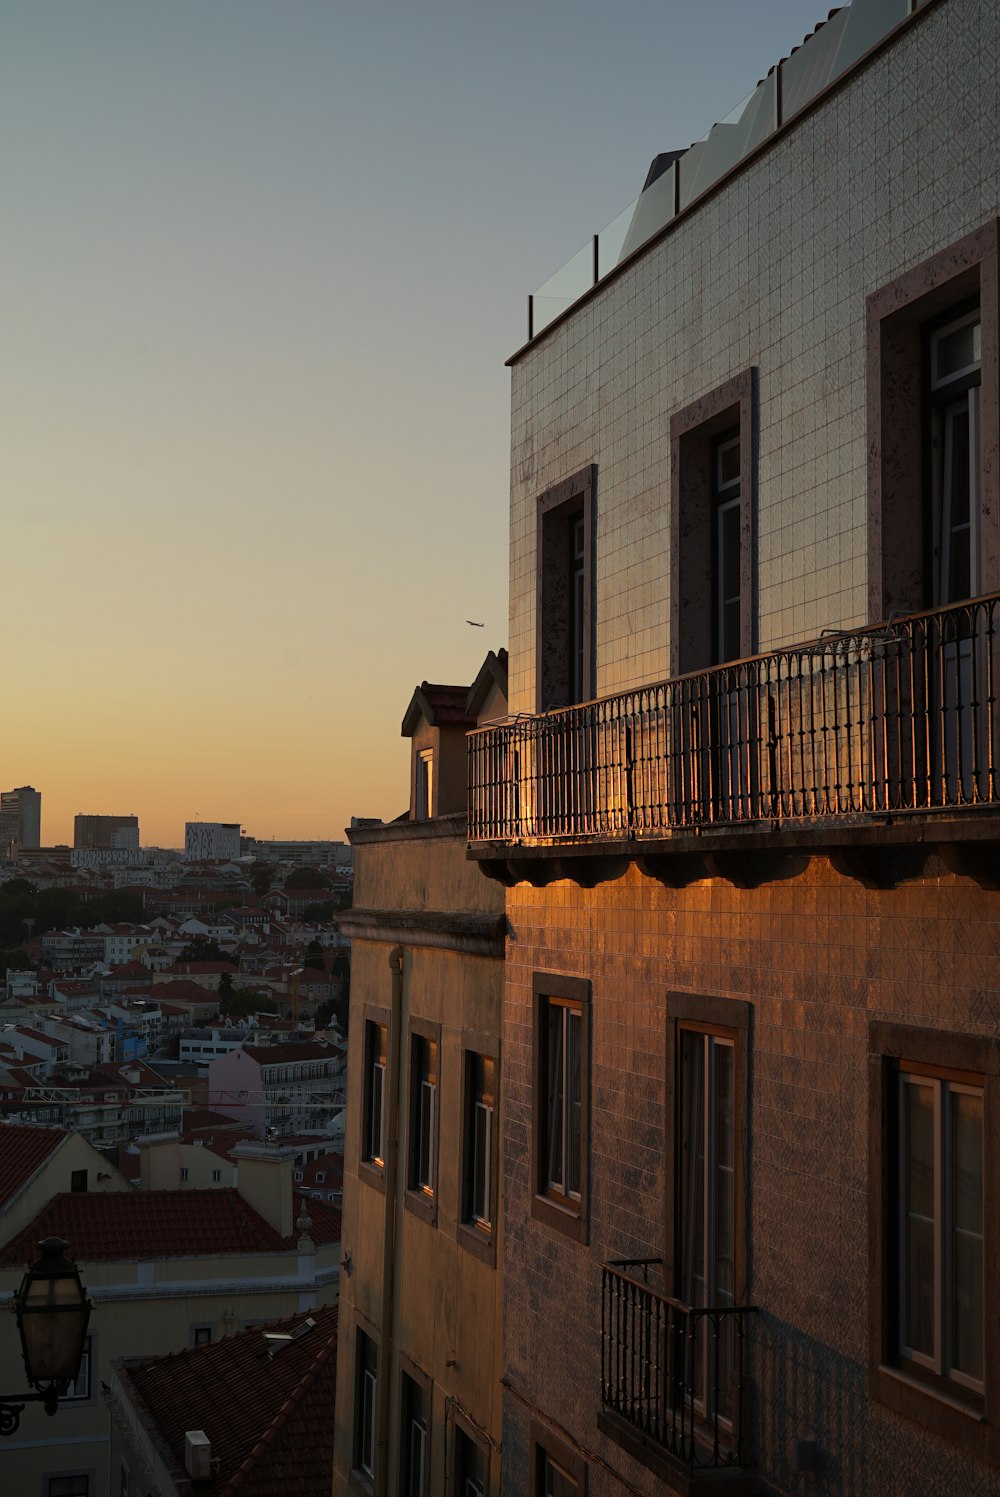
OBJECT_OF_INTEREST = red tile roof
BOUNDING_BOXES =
[0,1123,68,1207]
[295,1193,341,1245]
[117,1303,338,1497]
[0,1189,289,1265]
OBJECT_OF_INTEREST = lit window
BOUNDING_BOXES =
[415,749,434,820]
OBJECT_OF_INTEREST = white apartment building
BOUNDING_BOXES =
[185,820,242,861]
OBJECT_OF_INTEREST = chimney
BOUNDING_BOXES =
[136,1132,181,1191]
[232,1141,295,1237]
[184,1431,212,1481]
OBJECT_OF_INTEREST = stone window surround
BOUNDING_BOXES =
[452,1405,491,1492]
[866,219,1000,624]
[868,1020,1000,1464]
[670,370,756,677]
[398,1353,432,1493]
[529,1417,587,1496]
[531,971,591,1245]
[535,466,596,711]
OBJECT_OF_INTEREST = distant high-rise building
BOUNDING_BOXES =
[184,821,241,862]
[0,786,41,849]
[74,813,140,850]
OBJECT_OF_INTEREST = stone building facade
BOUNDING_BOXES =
[467,0,1000,1492]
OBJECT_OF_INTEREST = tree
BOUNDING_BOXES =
[284,867,331,890]
[248,861,278,896]
[179,940,233,964]
[302,900,335,924]
[218,971,235,1005]
[304,939,326,971]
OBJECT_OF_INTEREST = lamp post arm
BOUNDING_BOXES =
[0,1382,64,1435]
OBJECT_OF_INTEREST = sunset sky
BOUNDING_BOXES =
[4,0,813,847]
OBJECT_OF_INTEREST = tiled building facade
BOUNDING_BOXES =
[468,0,1000,1492]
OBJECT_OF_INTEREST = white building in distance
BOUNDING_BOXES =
[185,821,241,862]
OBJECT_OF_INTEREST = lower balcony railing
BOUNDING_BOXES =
[601,1259,756,1476]
[468,594,1000,844]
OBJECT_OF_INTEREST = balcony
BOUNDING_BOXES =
[600,1259,757,1493]
[468,595,1000,887]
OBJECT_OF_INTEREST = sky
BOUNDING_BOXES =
[3,0,815,847]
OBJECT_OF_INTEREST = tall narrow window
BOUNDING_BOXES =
[463,1051,495,1231]
[401,1372,430,1497]
[415,749,434,820]
[408,1031,438,1200]
[532,974,590,1242]
[354,1331,378,1480]
[678,1026,736,1423]
[362,1020,388,1172]
[713,432,742,663]
[928,307,982,607]
[898,1067,983,1389]
[455,1427,488,1497]
[536,467,595,710]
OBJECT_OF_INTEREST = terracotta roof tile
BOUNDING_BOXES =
[117,1303,338,1497]
[0,1189,290,1265]
[0,1123,68,1207]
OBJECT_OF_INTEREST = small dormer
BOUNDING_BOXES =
[400,651,507,820]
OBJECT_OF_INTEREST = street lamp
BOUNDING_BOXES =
[1,1238,91,1436]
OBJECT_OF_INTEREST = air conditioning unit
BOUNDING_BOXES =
[185,1430,212,1481]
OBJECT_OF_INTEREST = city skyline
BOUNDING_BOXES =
[6,0,814,846]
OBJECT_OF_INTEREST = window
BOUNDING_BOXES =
[180,1167,189,1182]
[362,1016,388,1178]
[192,1325,213,1346]
[400,1370,430,1497]
[867,221,999,623]
[670,371,754,675]
[415,749,434,820]
[406,1026,439,1221]
[47,1479,90,1497]
[70,1169,88,1193]
[869,1022,1000,1459]
[666,992,749,1430]
[529,1422,585,1497]
[462,1050,496,1234]
[454,1426,488,1497]
[64,1336,92,1401]
[211,1168,222,1183]
[119,1463,130,1497]
[536,466,595,710]
[531,973,590,1242]
[354,1330,378,1481]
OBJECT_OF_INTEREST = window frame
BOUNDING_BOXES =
[398,1356,432,1497]
[535,466,596,711]
[665,992,750,1314]
[866,220,1000,623]
[360,1005,390,1193]
[63,1333,94,1403]
[405,1017,441,1226]
[458,1031,500,1264]
[353,1327,378,1487]
[531,973,590,1244]
[451,1408,490,1497]
[529,1419,586,1496]
[869,1021,1000,1463]
[670,370,756,676]
[415,749,434,821]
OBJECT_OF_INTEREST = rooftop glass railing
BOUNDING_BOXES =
[527,0,918,341]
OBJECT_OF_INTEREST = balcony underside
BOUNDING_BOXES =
[470,809,1000,889]
[597,1409,759,1496]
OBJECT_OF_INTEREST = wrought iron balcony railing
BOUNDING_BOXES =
[601,1259,756,1474]
[468,594,1000,845]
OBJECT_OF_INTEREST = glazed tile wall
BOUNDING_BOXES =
[502,861,1000,1496]
[507,0,1000,715]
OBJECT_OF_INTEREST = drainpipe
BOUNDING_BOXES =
[375,945,404,1496]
